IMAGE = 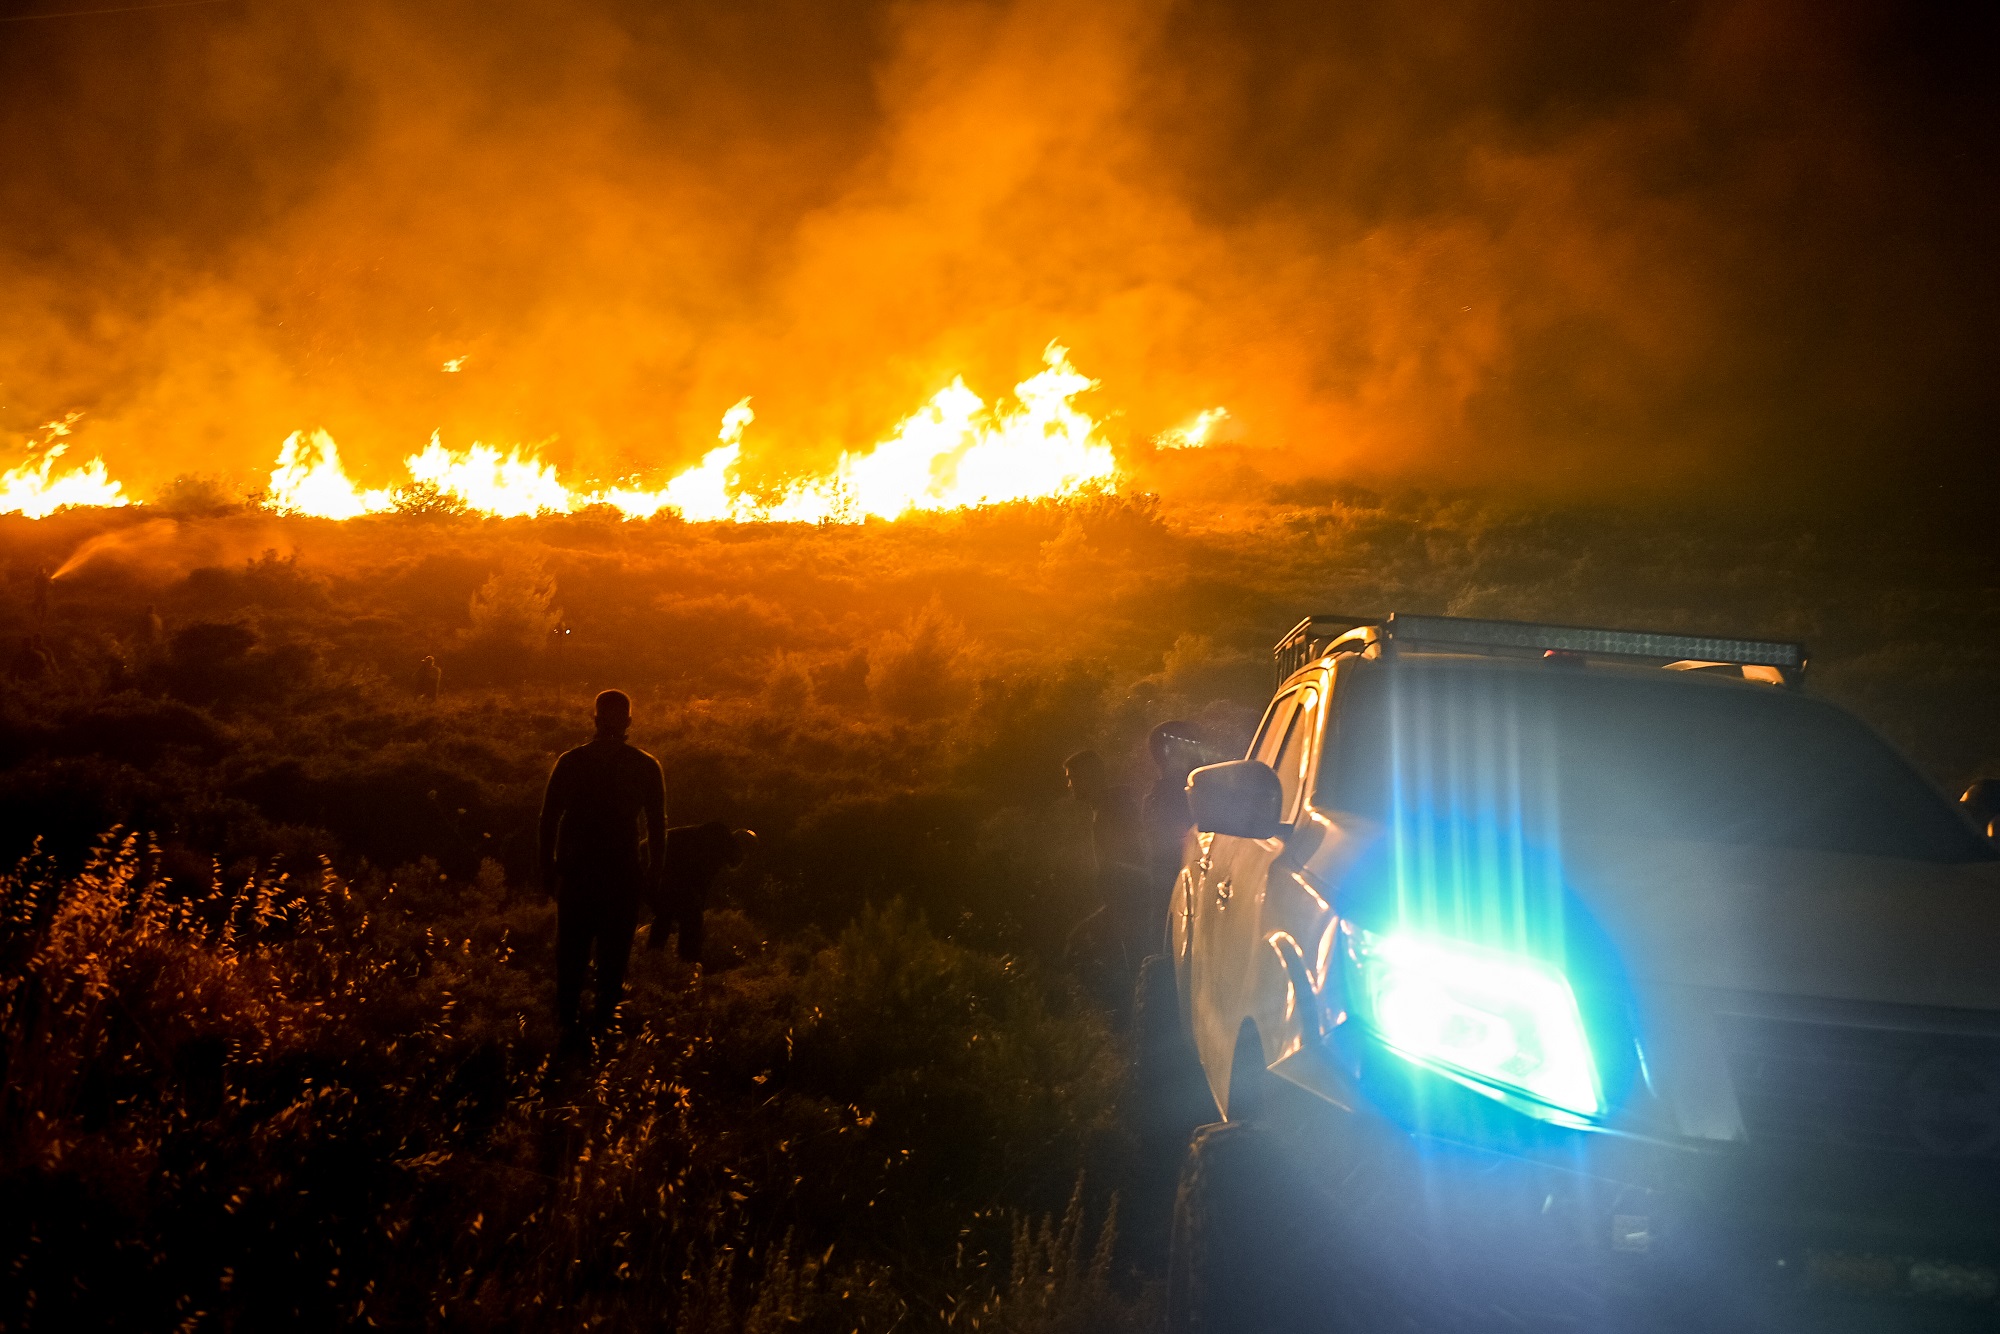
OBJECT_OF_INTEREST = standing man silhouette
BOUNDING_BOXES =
[1139,721,1204,950]
[539,689,666,1039]
[1062,749,1145,1000]
[414,654,441,701]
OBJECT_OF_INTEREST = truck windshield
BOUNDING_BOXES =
[1321,666,1992,863]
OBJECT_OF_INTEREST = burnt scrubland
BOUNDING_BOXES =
[3,492,1999,1330]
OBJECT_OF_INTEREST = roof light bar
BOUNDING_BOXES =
[1272,611,1808,683]
[1386,614,1806,670]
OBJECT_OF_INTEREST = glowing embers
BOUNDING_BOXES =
[0,444,128,518]
[1353,928,1602,1118]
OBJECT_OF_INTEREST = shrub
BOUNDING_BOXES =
[869,604,973,720]
[460,558,560,680]
[149,474,243,518]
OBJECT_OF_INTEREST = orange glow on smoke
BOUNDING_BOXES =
[8,344,1156,522]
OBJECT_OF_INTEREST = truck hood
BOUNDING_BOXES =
[1552,838,2000,1145]
[1563,836,2000,1010]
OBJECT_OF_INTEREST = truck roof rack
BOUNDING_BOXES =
[1274,612,1807,685]
[1274,613,1380,683]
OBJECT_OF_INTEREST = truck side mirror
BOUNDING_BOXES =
[1961,779,2000,840]
[1189,760,1285,839]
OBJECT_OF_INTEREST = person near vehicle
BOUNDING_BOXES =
[1063,749,1146,990]
[646,821,757,967]
[538,689,666,1037]
[1139,720,1203,953]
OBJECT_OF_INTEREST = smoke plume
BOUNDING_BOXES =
[1,0,1994,510]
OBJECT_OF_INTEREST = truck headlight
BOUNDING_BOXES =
[1353,929,1602,1119]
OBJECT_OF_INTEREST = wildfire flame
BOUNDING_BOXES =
[1154,406,1229,450]
[14,344,1184,523]
[0,443,129,518]
[265,429,393,519]
[640,398,756,522]
[406,435,570,518]
[757,343,1114,522]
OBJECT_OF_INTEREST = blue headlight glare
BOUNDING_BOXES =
[1353,928,1603,1119]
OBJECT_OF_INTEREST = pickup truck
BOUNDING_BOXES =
[1158,613,2000,1333]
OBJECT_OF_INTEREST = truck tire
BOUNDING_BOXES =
[1118,956,1216,1271]
[1168,1028,1435,1334]
[1165,1119,1329,1334]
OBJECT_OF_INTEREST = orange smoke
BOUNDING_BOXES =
[1,0,1985,512]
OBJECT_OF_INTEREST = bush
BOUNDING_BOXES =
[869,604,974,720]
[460,558,561,681]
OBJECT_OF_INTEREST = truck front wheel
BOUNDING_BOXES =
[1164,1119,1329,1334]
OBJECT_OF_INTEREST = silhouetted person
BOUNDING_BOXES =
[646,822,756,966]
[9,634,53,682]
[1064,749,1145,994]
[140,604,164,648]
[415,655,441,700]
[1139,721,1204,954]
[30,565,50,628]
[539,689,666,1039]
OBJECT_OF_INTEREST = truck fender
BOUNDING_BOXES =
[1262,930,1356,1112]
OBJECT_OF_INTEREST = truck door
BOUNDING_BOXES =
[1192,681,1324,1109]
[1189,687,1301,1092]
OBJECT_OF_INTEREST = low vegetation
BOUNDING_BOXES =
[2,489,1996,1328]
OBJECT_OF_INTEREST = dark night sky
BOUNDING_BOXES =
[0,0,1994,513]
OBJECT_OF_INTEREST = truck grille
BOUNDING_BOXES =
[1718,1013,2000,1158]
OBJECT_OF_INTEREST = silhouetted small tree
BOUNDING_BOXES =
[461,557,559,680]
[868,603,972,720]
[391,481,469,519]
